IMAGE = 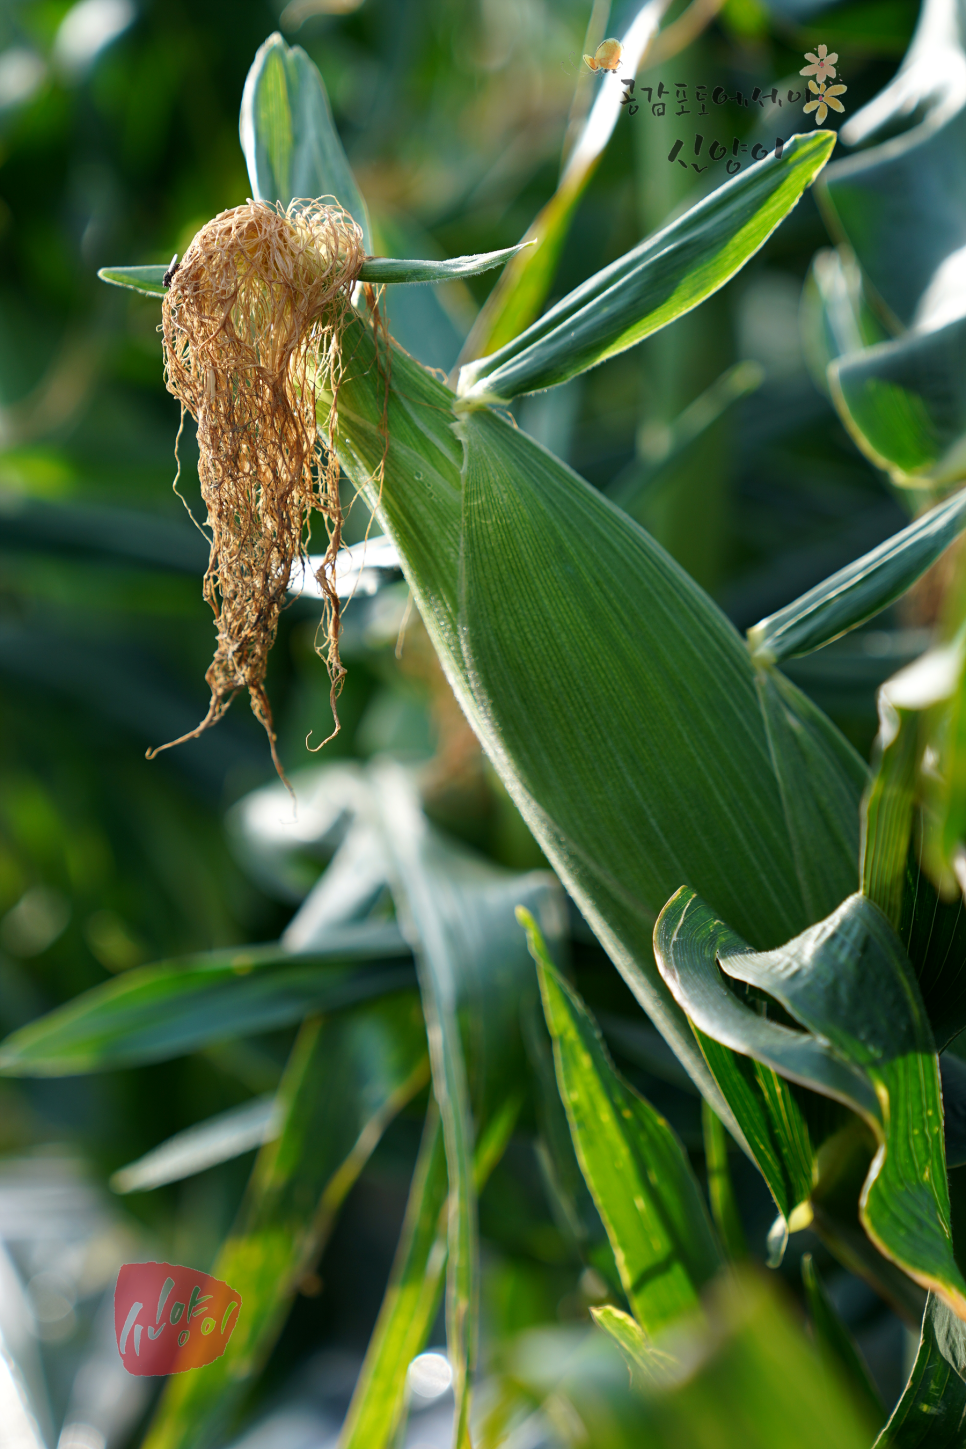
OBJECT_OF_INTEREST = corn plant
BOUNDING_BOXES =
[6,5,966,1444]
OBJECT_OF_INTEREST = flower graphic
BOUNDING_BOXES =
[803,78,847,125]
[801,43,838,81]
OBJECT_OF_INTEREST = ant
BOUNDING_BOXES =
[163,253,180,288]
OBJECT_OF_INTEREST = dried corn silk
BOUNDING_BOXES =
[157,198,366,777]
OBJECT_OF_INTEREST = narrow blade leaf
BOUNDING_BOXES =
[0,922,413,1074]
[339,1091,520,1449]
[523,908,722,1335]
[456,132,836,404]
[876,1294,966,1446]
[370,763,563,1449]
[110,1096,281,1194]
[338,1106,449,1449]
[749,488,966,665]
[359,245,531,284]
[98,265,167,297]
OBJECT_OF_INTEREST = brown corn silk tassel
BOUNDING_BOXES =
[156,198,365,778]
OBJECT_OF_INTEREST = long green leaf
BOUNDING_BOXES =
[359,245,531,284]
[451,403,859,1096]
[748,489,966,665]
[755,665,865,925]
[590,1304,659,1390]
[370,763,562,1449]
[860,642,966,1049]
[98,248,534,301]
[97,264,167,297]
[141,996,429,1449]
[339,1091,521,1449]
[338,1106,449,1449]
[522,908,722,1336]
[110,1095,280,1194]
[239,32,371,246]
[523,993,619,1288]
[0,923,413,1075]
[655,886,966,1320]
[456,132,836,404]
[876,1294,966,1445]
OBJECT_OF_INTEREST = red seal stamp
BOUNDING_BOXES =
[114,1262,242,1376]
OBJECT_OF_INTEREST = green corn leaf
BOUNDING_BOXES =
[359,245,532,284]
[339,1091,521,1449]
[141,997,429,1449]
[456,132,836,405]
[338,1106,449,1449]
[0,922,413,1075]
[754,666,866,925]
[801,1252,885,1429]
[876,1294,966,1446]
[818,95,966,486]
[521,907,722,1336]
[370,763,562,1449]
[748,489,966,665]
[523,994,619,1288]
[452,403,862,1090]
[862,678,923,930]
[590,1304,662,1390]
[820,107,966,335]
[830,318,966,487]
[655,886,966,1320]
[330,322,865,1123]
[239,32,371,247]
[97,264,168,296]
[666,964,817,1226]
[800,248,887,396]
[701,1100,747,1261]
[97,247,533,299]
[456,0,671,367]
[110,1095,280,1194]
[840,0,966,147]
[859,643,966,1050]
